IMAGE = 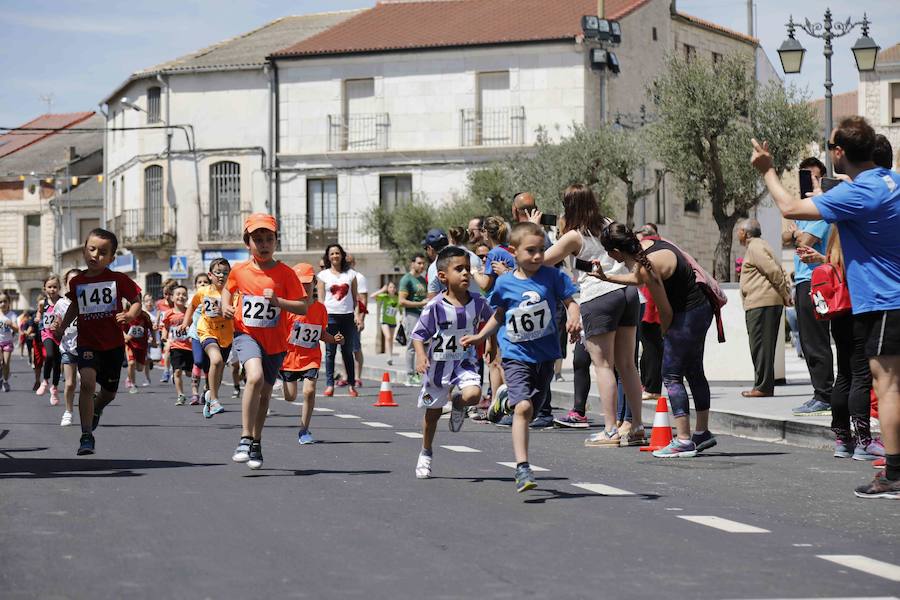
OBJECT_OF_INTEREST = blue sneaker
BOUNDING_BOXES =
[202,391,212,418]
[76,432,95,455]
[852,440,885,461]
[161,371,171,384]
[515,464,537,493]
[495,414,514,428]
[833,433,854,458]
[488,384,509,423]
[232,437,252,463]
[793,399,831,416]
[298,429,314,445]
[652,438,697,458]
[691,430,717,452]
[529,415,555,429]
[208,400,225,417]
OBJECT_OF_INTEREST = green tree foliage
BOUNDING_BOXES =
[360,195,435,266]
[650,52,817,281]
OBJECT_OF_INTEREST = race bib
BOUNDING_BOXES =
[289,322,322,349]
[506,300,551,343]
[76,281,117,316]
[385,305,398,318]
[128,325,146,338]
[202,296,221,318]
[431,327,466,362]
[169,326,188,341]
[241,295,280,328]
[42,312,56,328]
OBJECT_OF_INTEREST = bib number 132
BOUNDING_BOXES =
[242,296,279,328]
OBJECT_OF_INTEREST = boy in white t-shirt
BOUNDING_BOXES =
[54,269,81,425]
[0,293,19,392]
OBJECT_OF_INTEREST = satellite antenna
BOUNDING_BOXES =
[40,93,54,113]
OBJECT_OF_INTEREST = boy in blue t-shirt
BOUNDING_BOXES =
[462,222,580,493]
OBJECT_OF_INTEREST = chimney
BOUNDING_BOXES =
[65,146,77,162]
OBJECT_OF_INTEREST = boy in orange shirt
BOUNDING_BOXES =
[222,214,307,470]
[123,307,154,394]
[281,263,344,445]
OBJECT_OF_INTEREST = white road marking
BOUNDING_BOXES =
[334,414,360,419]
[793,543,813,547]
[362,421,392,428]
[396,432,423,439]
[440,445,481,453]
[313,408,334,413]
[665,507,684,511]
[677,515,769,533]
[571,482,635,497]
[817,555,900,583]
[497,462,549,472]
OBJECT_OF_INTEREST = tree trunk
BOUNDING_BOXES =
[713,215,739,282]
[625,182,635,229]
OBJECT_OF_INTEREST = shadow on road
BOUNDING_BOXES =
[523,489,662,504]
[245,468,392,478]
[0,458,222,480]
[0,446,49,458]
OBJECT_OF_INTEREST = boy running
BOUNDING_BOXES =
[123,307,153,394]
[412,246,495,479]
[53,228,142,455]
[222,214,307,470]
[55,269,81,425]
[162,286,194,406]
[462,222,581,492]
[281,263,343,445]
[180,259,233,418]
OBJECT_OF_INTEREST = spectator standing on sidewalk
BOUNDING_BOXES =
[738,218,792,398]
[751,116,900,499]
[399,254,428,386]
[783,157,834,415]
[346,254,367,388]
[637,223,663,400]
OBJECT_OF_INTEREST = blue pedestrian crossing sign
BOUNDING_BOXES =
[169,255,189,279]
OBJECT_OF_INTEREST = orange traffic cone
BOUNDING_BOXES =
[373,372,398,407]
[640,396,674,452]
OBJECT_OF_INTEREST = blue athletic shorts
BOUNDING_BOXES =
[501,358,554,413]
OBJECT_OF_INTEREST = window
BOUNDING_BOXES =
[892,82,900,123]
[379,175,412,249]
[79,218,100,242]
[655,171,667,224]
[209,161,241,237]
[144,165,164,236]
[684,44,696,62]
[147,87,161,124]
[25,214,41,264]
[712,52,722,65]
[307,178,338,248]
[146,273,162,300]
[652,27,658,41]
[342,78,376,150]
[684,196,701,213]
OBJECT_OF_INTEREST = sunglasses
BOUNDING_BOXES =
[827,142,839,151]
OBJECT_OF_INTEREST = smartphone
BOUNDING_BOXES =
[799,170,813,198]
[820,177,841,192]
[540,213,558,227]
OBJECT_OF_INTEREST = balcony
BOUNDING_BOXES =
[200,209,250,243]
[460,106,525,147]
[328,113,390,151]
[279,214,379,253]
[110,207,176,249]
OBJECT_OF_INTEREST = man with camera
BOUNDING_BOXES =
[751,116,900,500]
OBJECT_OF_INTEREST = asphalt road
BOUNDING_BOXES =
[1,357,898,600]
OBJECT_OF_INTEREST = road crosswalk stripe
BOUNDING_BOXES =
[677,515,769,533]
[571,482,635,497]
[312,408,334,412]
[440,445,481,453]
[362,421,392,428]
[816,555,900,582]
[497,462,549,472]
[334,414,360,419]
[396,432,423,439]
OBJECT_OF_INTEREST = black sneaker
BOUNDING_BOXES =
[515,465,537,493]
[448,392,466,433]
[247,441,263,470]
[854,473,900,499]
[691,430,717,452]
[77,433,95,455]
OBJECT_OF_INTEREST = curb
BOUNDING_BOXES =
[359,364,834,451]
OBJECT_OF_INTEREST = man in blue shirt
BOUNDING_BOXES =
[751,116,900,500]
[782,157,834,416]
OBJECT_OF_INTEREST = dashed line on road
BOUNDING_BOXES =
[497,462,549,472]
[313,407,334,413]
[677,515,769,533]
[362,421,392,428]
[440,445,481,453]
[816,555,900,583]
[665,507,684,511]
[571,482,635,497]
[334,414,361,419]
[792,543,813,547]
[396,432,424,439]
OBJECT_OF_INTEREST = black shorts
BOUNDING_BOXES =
[280,368,319,383]
[854,309,900,358]
[581,286,640,338]
[76,346,125,394]
[169,348,194,372]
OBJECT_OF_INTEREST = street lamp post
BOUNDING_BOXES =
[777,9,880,175]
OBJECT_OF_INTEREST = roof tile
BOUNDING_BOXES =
[0,112,94,159]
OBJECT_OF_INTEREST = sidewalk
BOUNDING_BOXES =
[354,344,848,451]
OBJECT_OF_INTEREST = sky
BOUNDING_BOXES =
[1,0,897,128]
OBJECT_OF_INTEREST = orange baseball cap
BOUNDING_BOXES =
[244,213,277,234]
[293,262,315,283]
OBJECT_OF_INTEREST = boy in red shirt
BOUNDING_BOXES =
[54,228,142,455]
[222,214,307,469]
[123,308,154,394]
[162,286,195,406]
[281,263,344,445]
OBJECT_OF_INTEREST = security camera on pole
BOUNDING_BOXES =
[581,1,623,125]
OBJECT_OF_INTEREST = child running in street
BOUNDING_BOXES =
[373,281,400,365]
[180,259,233,418]
[53,228,142,455]
[162,286,195,406]
[462,222,581,492]
[281,263,343,445]
[222,214,307,470]
[123,306,154,394]
[37,275,64,405]
[54,269,81,426]
[0,293,19,392]
[412,246,495,479]
[30,297,46,391]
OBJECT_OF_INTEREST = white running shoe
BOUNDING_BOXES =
[60,411,73,427]
[415,452,432,479]
[49,386,60,406]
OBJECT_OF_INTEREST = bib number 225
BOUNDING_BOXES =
[242,296,279,328]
